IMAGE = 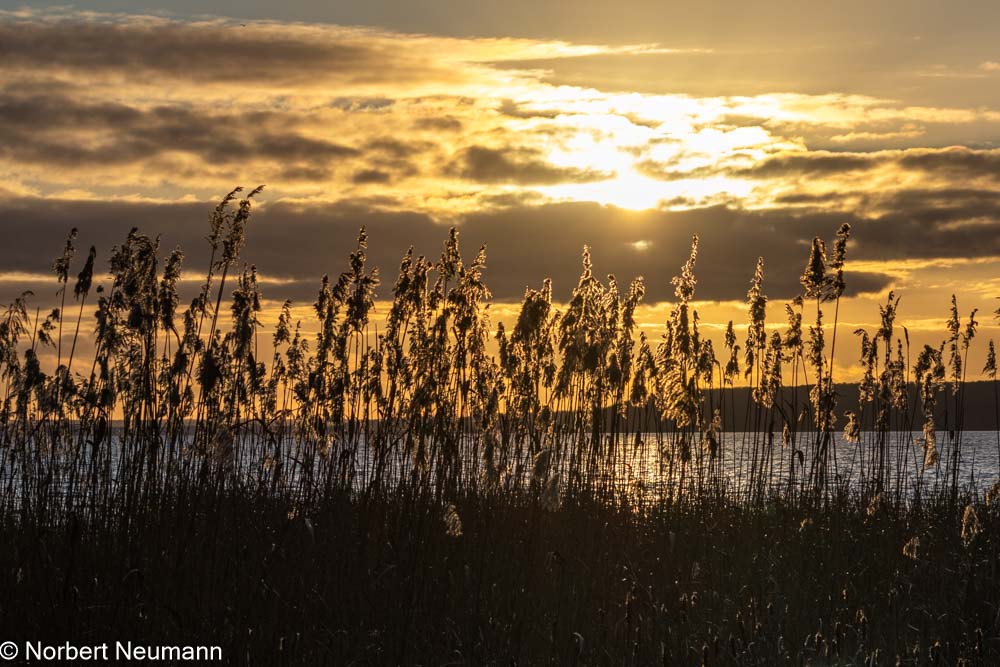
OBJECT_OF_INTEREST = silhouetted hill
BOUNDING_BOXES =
[585,381,1000,432]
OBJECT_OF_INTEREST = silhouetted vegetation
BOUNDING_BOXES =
[1,187,999,664]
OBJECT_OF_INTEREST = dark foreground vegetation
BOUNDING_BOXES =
[2,187,1000,664]
[3,491,1000,665]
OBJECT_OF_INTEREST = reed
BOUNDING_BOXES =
[1,189,998,663]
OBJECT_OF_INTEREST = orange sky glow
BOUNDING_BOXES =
[2,4,1000,383]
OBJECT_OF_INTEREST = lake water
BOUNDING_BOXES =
[3,429,999,503]
[598,430,1000,499]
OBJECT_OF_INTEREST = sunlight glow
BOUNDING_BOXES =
[538,169,754,210]
[538,169,666,210]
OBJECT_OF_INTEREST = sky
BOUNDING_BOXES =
[2,1,1000,380]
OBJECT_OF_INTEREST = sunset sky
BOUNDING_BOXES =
[3,1,1000,379]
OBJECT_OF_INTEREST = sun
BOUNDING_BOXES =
[539,167,669,210]
[526,110,759,210]
[539,165,754,211]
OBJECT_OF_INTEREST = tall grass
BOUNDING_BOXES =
[1,188,999,663]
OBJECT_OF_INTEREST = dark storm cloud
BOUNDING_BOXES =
[775,192,847,205]
[453,204,894,302]
[450,146,612,185]
[0,195,436,306]
[0,15,451,87]
[10,191,1000,308]
[897,149,1000,177]
[720,148,1000,181]
[412,116,463,132]
[0,89,144,128]
[862,189,1000,235]
[772,187,1000,228]
[0,90,358,172]
[637,150,896,182]
[352,169,393,184]
[731,153,886,179]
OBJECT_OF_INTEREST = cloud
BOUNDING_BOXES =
[639,147,1000,188]
[897,147,1000,176]
[352,169,393,184]
[0,8,998,318]
[0,9,661,98]
[3,9,1000,213]
[0,13,460,89]
[9,185,1000,310]
[729,152,886,179]
[450,146,613,185]
[412,116,463,131]
[0,194,926,306]
[0,89,360,174]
